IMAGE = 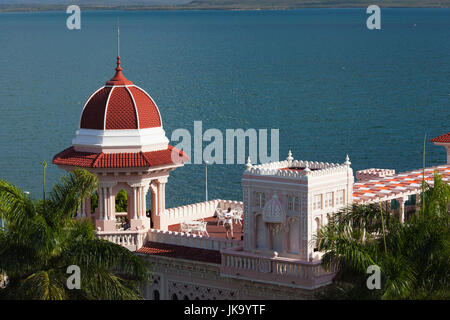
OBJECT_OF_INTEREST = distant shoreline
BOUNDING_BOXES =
[0,4,449,13]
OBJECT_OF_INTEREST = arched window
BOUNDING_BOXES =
[314,217,321,234]
[153,290,160,300]
[171,293,178,300]
[272,225,283,252]
[255,214,265,249]
[254,192,266,208]
[313,217,321,251]
[288,217,299,254]
[115,188,128,212]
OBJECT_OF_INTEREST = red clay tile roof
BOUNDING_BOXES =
[136,241,221,264]
[80,87,112,129]
[430,132,450,143]
[80,57,162,130]
[52,145,189,169]
[105,56,133,86]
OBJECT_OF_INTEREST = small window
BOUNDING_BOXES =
[336,190,345,206]
[287,195,300,211]
[153,290,160,300]
[254,192,266,208]
[313,195,322,210]
[324,192,333,208]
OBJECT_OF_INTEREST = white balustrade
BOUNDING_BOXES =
[162,199,243,227]
[220,247,334,287]
[147,228,241,251]
[96,229,148,251]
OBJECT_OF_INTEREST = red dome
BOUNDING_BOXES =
[80,57,162,130]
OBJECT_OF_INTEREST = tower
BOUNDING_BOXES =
[242,152,353,261]
[53,56,188,232]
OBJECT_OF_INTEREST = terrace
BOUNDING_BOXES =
[97,199,244,252]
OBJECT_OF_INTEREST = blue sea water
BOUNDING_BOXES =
[0,8,448,208]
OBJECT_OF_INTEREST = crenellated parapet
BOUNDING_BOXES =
[245,156,351,180]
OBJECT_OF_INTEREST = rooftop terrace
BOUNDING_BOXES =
[168,217,243,240]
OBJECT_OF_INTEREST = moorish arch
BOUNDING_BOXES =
[287,216,300,254]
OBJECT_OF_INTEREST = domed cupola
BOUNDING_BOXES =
[72,57,169,153]
[53,56,188,170]
[52,53,188,234]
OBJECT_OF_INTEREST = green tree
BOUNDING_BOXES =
[316,172,450,300]
[115,189,128,212]
[0,168,150,300]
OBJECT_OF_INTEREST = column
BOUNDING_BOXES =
[133,187,138,220]
[109,187,114,221]
[398,197,408,224]
[150,181,158,217]
[157,177,168,215]
[95,183,117,231]
[103,187,108,220]
[128,181,150,230]
[150,181,162,230]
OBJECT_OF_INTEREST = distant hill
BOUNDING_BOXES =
[186,0,450,9]
[0,0,448,11]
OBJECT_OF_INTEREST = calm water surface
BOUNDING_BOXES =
[0,9,449,208]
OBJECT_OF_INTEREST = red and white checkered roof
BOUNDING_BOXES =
[353,164,450,204]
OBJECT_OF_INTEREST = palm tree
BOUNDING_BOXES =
[316,172,450,300]
[0,168,150,300]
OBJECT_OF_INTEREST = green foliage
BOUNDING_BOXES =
[0,168,150,300]
[91,192,98,214]
[115,189,127,212]
[316,173,450,300]
[89,189,127,214]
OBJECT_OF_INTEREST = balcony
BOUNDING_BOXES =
[220,246,335,289]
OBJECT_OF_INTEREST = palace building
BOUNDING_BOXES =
[53,56,450,300]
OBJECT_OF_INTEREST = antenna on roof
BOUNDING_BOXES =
[117,17,120,57]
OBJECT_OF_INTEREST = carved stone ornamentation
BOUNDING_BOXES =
[262,193,286,224]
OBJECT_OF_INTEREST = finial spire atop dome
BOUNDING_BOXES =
[106,20,132,86]
[117,17,120,57]
[106,56,133,86]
